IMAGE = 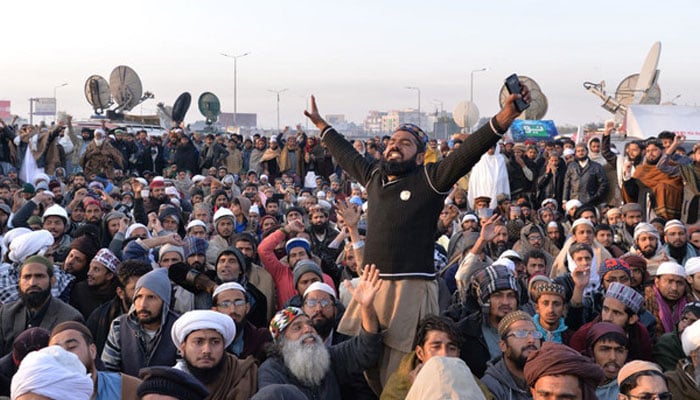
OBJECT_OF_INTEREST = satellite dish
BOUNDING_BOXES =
[584,41,662,119]
[171,92,192,126]
[156,103,174,130]
[614,74,661,123]
[499,75,548,120]
[109,66,144,112]
[84,75,112,114]
[453,101,479,132]
[633,41,661,104]
[198,92,221,125]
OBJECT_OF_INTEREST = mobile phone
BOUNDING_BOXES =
[504,74,530,113]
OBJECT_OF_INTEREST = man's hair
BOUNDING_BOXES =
[657,131,675,141]
[233,232,258,250]
[524,250,547,265]
[645,139,664,149]
[593,332,627,348]
[619,370,667,395]
[412,315,462,349]
[116,260,153,288]
[589,138,601,145]
[569,242,593,257]
[595,224,614,235]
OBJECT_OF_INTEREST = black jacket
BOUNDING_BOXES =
[563,157,609,206]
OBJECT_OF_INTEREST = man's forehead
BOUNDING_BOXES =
[305,291,332,301]
[218,289,246,299]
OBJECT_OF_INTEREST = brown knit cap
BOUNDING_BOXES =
[498,310,534,338]
[50,321,94,342]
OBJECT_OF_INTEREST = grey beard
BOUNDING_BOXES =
[281,333,331,387]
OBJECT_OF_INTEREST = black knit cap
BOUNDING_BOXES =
[137,366,209,400]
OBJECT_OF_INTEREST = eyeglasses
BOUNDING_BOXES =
[303,298,334,309]
[506,330,544,340]
[624,392,673,400]
[527,235,543,242]
[217,299,246,309]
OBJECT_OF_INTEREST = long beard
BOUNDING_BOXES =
[311,316,334,339]
[379,158,418,176]
[21,288,51,309]
[667,243,687,262]
[186,354,226,385]
[646,157,660,165]
[281,333,331,387]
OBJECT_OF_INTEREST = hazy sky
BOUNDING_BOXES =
[2,1,699,130]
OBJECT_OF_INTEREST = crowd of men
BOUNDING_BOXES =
[0,83,699,400]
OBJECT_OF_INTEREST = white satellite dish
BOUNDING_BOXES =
[584,41,662,119]
[633,41,661,104]
[109,65,154,113]
[498,75,548,120]
[453,101,480,132]
[84,75,112,114]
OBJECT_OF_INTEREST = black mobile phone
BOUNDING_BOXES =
[505,73,530,112]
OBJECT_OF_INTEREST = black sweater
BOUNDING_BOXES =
[322,119,502,279]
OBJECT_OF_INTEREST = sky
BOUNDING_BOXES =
[2,0,699,130]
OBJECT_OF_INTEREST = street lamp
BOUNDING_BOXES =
[469,68,487,103]
[53,82,68,121]
[221,52,251,126]
[268,88,288,134]
[404,86,421,127]
[433,99,445,139]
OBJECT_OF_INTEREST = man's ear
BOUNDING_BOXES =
[415,345,425,363]
[89,343,97,361]
[628,313,639,326]
[416,152,425,165]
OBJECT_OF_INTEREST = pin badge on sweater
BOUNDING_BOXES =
[400,190,411,201]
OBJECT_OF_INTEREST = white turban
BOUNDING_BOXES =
[681,319,700,356]
[126,223,151,239]
[171,310,236,348]
[8,230,54,264]
[11,345,93,400]
[1,228,31,258]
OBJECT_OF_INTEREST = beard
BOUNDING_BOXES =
[311,315,334,339]
[190,260,206,272]
[667,243,687,262]
[639,246,657,259]
[646,157,660,165]
[379,157,418,176]
[575,155,588,162]
[508,345,538,370]
[21,287,51,309]
[311,222,328,234]
[281,333,331,387]
[186,353,226,385]
[694,365,700,391]
[137,309,162,326]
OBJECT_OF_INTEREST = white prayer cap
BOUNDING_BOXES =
[11,345,93,400]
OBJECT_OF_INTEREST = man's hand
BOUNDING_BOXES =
[604,120,615,136]
[571,264,591,289]
[286,219,306,234]
[163,232,184,246]
[336,200,361,228]
[480,214,500,242]
[33,192,53,207]
[494,82,531,131]
[344,263,380,308]
[303,95,329,131]
[131,179,143,197]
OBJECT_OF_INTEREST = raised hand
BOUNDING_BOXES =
[495,82,531,131]
[480,213,501,242]
[336,200,361,228]
[303,95,329,130]
[344,264,381,308]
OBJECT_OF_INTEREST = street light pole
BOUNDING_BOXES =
[433,99,445,139]
[268,88,288,134]
[221,52,250,126]
[404,86,421,127]
[53,82,68,121]
[469,68,487,104]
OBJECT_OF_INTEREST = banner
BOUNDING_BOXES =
[0,101,9,119]
[34,98,56,116]
[509,120,559,142]
[626,105,700,141]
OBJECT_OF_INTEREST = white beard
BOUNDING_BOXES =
[281,333,331,387]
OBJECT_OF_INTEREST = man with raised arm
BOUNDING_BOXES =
[304,82,529,386]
